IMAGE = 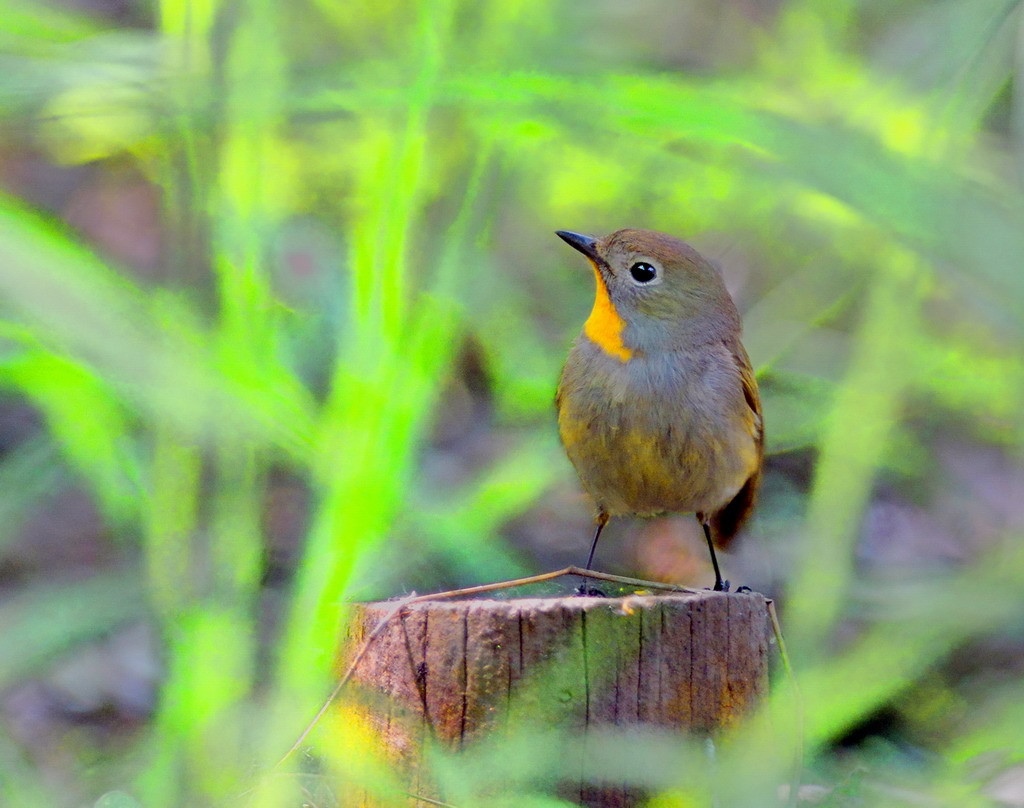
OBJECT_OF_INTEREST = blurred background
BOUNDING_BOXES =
[2,0,1024,805]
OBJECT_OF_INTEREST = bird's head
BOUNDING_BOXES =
[556,228,740,359]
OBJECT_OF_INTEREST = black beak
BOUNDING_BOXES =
[555,230,600,262]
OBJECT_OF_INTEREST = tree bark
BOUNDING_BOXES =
[339,591,769,807]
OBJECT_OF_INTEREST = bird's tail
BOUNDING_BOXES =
[710,469,761,547]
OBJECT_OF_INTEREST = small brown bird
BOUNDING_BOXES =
[555,229,763,591]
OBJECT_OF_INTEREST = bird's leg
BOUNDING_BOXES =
[584,511,609,571]
[701,520,729,592]
[576,512,609,596]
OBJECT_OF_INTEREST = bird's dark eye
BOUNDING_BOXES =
[630,262,657,283]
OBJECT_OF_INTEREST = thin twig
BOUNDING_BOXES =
[405,792,459,807]
[414,565,704,602]
[564,566,704,594]
[409,567,575,601]
[767,598,804,808]
[278,592,418,765]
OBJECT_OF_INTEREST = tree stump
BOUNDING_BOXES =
[339,590,769,807]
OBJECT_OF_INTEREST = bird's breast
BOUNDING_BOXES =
[557,340,757,517]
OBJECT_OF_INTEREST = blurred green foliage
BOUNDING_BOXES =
[1,0,1024,806]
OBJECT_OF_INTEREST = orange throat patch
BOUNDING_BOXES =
[584,261,633,362]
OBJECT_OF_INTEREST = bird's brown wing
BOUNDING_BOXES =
[710,339,764,547]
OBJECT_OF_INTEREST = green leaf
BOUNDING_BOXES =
[1,350,141,525]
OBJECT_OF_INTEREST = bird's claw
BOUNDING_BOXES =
[706,582,757,594]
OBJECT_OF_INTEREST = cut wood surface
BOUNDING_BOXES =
[339,590,769,808]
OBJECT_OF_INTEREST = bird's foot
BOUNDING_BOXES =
[575,582,607,597]
[707,582,757,594]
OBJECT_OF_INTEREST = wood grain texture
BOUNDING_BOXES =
[340,591,768,808]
